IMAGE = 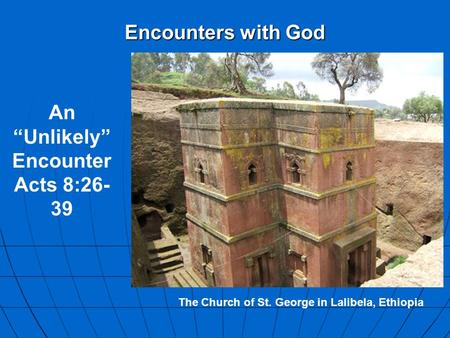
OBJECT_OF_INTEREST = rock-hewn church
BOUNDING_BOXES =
[178,98,376,287]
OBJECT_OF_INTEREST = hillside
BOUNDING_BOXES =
[345,99,400,110]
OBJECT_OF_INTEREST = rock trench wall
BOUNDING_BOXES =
[131,90,187,235]
[375,140,443,251]
[131,90,443,254]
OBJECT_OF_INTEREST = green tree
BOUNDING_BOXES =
[311,53,383,104]
[131,53,161,83]
[296,81,319,101]
[224,53,273,94]
[403,92,443,122]
[150,53,173,72]
[173,53,191,72]
[267,81,319,101]
[377,107,405,120]
[185,53,227,88]
[245,77,267,94]
[270,82,297,99]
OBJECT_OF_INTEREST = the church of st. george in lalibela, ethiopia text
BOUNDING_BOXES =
[177,98,377,287]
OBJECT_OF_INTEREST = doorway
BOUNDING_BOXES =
[347,243,371,286]
[137,211,162,241]
[251,253,271,287]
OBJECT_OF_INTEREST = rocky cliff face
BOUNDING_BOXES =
[132,90,187,234]
[131,211,152,286]
[362,237,443,287]
[375,140,443,251]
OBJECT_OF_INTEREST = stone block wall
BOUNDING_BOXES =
[178,98,376,287]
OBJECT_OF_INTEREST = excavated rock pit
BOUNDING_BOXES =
[131,90,443,284]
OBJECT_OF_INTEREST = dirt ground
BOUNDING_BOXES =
[375,118,443,143]
[132,90,185,119]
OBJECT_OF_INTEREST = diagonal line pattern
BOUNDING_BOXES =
[339,288,365,338]
[0,305,19,337]
[420,298,450,337]
[52,171,100,337]
[394,288,424,337]
[86,192,128,337]
[0,230,48,337]
[19,188,70,337]
[14,99,72,337]
[271,287,283,338]
[368,288,398,337]
[316,288,337,337]
[122,104,151,337]
[191,287,199,338]
[84,104,128,337]
[296,288,309,338]
[240,288,251,338]
[163,288,177,337]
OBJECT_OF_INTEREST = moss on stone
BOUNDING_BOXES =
[322,153,331,169]
[320,128,344,149]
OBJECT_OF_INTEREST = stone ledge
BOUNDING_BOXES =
[186,212,377,244]
[286,212,377,243]
[186,213,279,244]
[184,177,376,202]
[181,139,376,153]
[177,98,374,115]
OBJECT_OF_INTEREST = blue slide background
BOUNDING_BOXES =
[0,0,448,337]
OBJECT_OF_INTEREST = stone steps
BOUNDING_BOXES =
[173,268,207,287]
[153,262,184,274]
[151,254,183,270]
[149,248,181,262]
[147,238,179,253]
[147,237,184,274]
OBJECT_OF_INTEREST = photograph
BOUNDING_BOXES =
[131,52,443,287]
[3,1,449,336]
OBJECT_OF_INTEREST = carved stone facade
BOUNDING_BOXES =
[177,98,377,287]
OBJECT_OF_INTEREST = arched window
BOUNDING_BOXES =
[346,161,353,181]
[248,164,257,185]
[198,163,205,183]
[292,162,300,183]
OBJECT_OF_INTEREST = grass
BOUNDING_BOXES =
[386,256,407,269]
[159,72,185,86]
[131,81,304,101]
[133,71,305,100]
[131,82,239,99]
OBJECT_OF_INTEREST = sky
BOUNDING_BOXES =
[211,53,443,107]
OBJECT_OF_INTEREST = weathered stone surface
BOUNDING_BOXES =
[132,90,187,234]
[362,237,443,287]
[131,212,152,286]
[178,97,374,114]
[375,140,443,251]
[180,98,376,287]
[376,212,423,252]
